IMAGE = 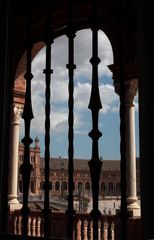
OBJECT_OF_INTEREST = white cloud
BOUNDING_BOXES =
[22,29,119,139]
[74,82,91,110]
[100,84,119,113]
[74,29,113,81]
[74,82,119,114]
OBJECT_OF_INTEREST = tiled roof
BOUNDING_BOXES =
[40,157,121,171]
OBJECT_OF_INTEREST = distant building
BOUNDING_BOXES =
[18,138,140,198]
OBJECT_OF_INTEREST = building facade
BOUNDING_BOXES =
[18,139,140,199]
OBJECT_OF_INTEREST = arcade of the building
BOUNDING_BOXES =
[18,139,140,200]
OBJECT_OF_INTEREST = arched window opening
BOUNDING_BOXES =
[108,182,113,191]
[85,182,90,191]
[40,181,45,191]
[116,182,121,193]
[49,182,52,190]
[78,182,83,192]
[55,181,60,191]
[31,181,35,194]
[63,181,67,191]
[101,182,106,192]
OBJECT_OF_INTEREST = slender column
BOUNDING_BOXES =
[8,103,23,208]
[115,79,140,216]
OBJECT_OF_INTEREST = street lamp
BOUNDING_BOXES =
[78,183,82,212]
[61,158,64,198]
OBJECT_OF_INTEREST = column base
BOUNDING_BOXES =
[8,202,22,211]
[127,208,141,217]
[116,199,141,217]
[127,201,140,209]
[8,195,22,211]
[127,195,140,206]
[127,196,140,216]
[116,207,141,217]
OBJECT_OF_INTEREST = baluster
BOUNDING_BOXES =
[66,0,76,239]
[76,219,81,240]
[27,216,31,236]
[98,220,101,240]
[89,220,93,240]
[32,217,36,236]
[111,222,115,240]
[88,0,103,239]
[100,220,104,240]
[103,221,108,240]
[13,216,17,234]
[17,216,22,235]
[36,217,41,237]
[83,220,88,240]
[107,220,112,240]
[43,0,53,237]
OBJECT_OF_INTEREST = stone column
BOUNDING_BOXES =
[8,103,23,209]
[115,79,140,216]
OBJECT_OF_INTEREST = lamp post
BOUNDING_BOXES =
[78,184,82,212]
[61,158,64,198]
[100,156,103,198]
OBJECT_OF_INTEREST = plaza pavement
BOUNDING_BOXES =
[87,198,141,215]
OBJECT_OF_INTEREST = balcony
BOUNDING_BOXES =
[8,210,141,240]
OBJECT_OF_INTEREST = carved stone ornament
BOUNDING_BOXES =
[11,104,23,123]
[114,79,138,105]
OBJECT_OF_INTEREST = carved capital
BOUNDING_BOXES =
[11,104,23,123]
[115,79,138,105]
[108,62,138,83]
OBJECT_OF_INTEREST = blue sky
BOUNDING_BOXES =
[19,29,139,160]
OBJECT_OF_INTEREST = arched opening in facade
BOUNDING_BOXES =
[8,16,140,240]
[0,0,147,239]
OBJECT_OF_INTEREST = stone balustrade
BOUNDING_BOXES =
[8,211,141,240]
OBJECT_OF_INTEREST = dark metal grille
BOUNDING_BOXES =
[116,0,128,239]
[20,3,33,236]
[43,1,53,237]
[88,1,103,239]
[16,2,125,240]
[66,1,76,239]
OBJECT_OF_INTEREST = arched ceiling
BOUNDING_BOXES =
[11,0,137,88]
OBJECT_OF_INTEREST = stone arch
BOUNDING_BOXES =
[13,0,137,88]
[85,182,90,191]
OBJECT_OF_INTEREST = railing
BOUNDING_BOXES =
[8,211,141,240]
